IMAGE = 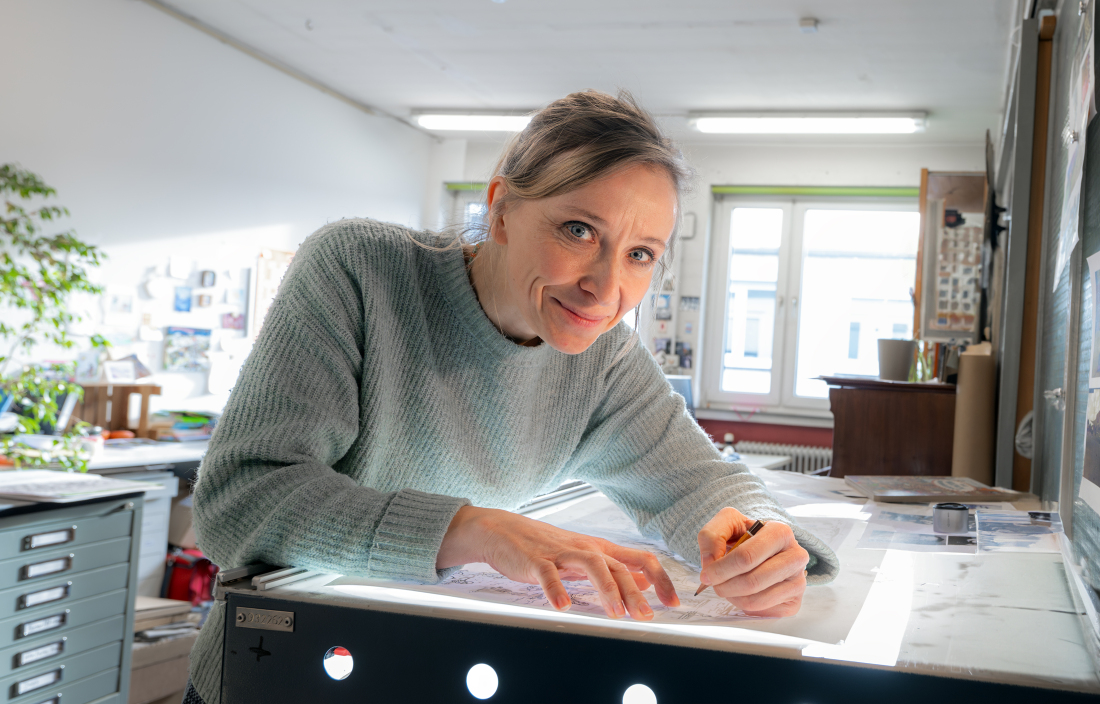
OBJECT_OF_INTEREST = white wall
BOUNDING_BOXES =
[1,0,433,413]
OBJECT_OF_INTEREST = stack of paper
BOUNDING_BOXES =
[0,470,153,503]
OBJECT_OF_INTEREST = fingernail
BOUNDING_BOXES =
[615,601,626,617]
[640,604,653,617]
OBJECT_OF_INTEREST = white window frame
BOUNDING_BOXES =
[702,195,919,418]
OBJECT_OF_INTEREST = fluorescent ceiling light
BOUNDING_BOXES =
[416,114,531,132]
[692,114,925,134]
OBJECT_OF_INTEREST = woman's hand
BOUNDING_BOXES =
[697,507,810,618]
[438,506,680,620]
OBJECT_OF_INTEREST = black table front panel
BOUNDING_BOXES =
[222,593,1094,704]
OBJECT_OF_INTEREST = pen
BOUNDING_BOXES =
[694,519,765,596]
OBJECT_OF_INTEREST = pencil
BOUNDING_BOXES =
[694,519,765,596]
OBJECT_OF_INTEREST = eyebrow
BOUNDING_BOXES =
[562,206,609,227]
[561,207,670,249]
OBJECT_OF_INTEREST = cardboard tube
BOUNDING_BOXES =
[952,347,996,483]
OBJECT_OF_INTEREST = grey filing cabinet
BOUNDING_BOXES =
[0,493,143,704]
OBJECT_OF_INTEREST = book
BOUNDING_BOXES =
[844,475,1023,504]
[0,470,154,503]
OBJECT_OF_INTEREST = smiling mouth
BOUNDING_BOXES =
[553,298,608,328]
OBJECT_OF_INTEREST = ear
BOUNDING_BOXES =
[485,176,509,245]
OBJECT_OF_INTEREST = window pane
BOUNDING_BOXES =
[721,208,783,395]
[465,202,487,229]
[794,209,920,398]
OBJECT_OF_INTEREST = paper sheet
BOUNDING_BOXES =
[976,510,1064,553]
[331,491,867,627]
[856,502,990,554]
[332,496,764,624]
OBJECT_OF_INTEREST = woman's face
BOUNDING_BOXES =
[486,163,678,355]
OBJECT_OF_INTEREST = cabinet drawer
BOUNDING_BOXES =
[2,641,121,701]
[7,665,118,704]
[0,590,127,652]
[0,565,128,621]
[0,615,124,680]
[0,512,132,558]
[0,538,131,592]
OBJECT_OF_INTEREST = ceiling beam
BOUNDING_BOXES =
[137,0,439,140]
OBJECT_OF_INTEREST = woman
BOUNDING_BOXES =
[183,91,838,704]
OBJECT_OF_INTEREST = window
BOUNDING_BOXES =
[704,198,920,413]
[447,186,488,230]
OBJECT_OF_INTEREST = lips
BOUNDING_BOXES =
[554,298,608,327]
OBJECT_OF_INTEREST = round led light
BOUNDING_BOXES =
[322,646,354,681]
[623,683,657,704]
[466,663,499,699]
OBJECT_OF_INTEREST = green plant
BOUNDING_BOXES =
[1,364,90,471]
[1,164,108,470]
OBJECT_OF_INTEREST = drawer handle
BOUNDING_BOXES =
[18,584,69,611]
[20,556,72,582]
[15,639,64,668]
[17,612,66,639]
[12,666,61,698]
[22,528,75,552]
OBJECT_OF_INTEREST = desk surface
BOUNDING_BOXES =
[241,469,1099,695]
[87,440,208,472]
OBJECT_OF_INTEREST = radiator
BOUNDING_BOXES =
[733,441,833,474]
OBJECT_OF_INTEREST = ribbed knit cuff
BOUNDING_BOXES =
[367,489,470,583]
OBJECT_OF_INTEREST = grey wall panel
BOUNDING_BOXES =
[1036,3,1082,502]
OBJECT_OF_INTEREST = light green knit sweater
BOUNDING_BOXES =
[187,219,839,703]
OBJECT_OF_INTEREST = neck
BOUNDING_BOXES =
[468,242,539,344]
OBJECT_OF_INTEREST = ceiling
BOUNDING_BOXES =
[155,0,1018,144]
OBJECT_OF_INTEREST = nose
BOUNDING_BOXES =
[577,250,621,308]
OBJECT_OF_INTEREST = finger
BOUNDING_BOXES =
[702,522,805,586]
[743,595,803,619]
[717,570,806,612]
[697,507,752,571]
[560,551,625,619]
[604,556,654,621]
[710,544,809,598]
[532,559,571,611]
[630,572,651,591]
[603,544,680,608]
[741,576,807,618]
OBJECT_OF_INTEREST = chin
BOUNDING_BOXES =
[543,330,602,355]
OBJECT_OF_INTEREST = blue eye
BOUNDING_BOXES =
[566,222,591,239]
[629,249,653,263]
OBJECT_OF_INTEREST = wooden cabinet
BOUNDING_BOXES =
[824,376,956,477]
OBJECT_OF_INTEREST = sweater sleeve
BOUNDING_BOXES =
[567,338,839,585]
[191,225,469,584]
